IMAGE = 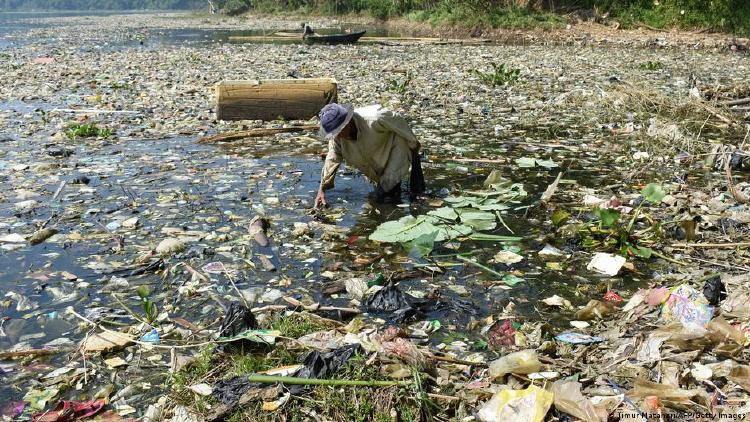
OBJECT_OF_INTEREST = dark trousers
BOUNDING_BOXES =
[375,150,425,202]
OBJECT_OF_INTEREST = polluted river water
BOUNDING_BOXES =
[1,10,749,420]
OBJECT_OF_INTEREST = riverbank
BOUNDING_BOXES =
[228,0,750,37]
[240,11,750,51]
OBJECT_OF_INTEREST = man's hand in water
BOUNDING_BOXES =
[313,188,327,209]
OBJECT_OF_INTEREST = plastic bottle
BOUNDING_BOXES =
[488,349,542,380]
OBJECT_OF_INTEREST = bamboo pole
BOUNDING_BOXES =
[196,125,319,144]
[455,255,504,278]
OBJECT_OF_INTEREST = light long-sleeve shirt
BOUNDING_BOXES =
[321,105,419,192]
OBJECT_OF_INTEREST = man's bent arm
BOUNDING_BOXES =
[320,137,342,190]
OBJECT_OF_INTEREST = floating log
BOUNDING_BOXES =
[215,78,337,121]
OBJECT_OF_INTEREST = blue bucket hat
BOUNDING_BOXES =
[318,103,354,140]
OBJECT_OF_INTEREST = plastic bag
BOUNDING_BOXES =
[380,338,426,368]
[586,253,626,276]
[644,287,671,306]
[657,323,712,351]
[555,332,606,344]
[296,344,361,380]
[488,349,541,380]
[661,284,713,328]
[721,290,750,320]
[219,303,258,337]
[140,329,160,344]
[287,344,362,394]
[364,283,475,323]
[364,283,411,312]
[728,365,750,393]
[627,379,699,404]
[477,385,553,422]
[550,380,603,422]
[363,283,422,323]
[213,376,257,406]
[703,275,727,306]
[217,303,258,352]
[487,320,516,349]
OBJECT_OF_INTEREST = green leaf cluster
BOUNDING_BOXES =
[66,123,112,140]
[471,63,520,87]
[371,180,527,256]
[576,183,665,259]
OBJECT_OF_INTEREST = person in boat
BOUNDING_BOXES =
[313,103,425,209]
[302,24,315,38]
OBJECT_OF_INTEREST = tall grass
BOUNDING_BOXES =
[578,0,750,35]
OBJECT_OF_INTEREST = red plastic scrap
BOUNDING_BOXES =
[603,290,624,302]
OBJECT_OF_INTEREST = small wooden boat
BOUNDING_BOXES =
[274,31,304,37]
[302,25,366,45]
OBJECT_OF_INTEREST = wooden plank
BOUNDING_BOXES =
[215,78,337,121]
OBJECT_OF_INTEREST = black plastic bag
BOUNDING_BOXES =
[364,283,411,311]
[290,344,362,394]
[219,303,258,337]
[363,283,421,323]
[703,275,727,306]
[363,283,476,323]
[217,303,258,353]
[296,344,362,380]
[213,375,259,406]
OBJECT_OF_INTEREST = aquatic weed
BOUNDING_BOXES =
[472,63,520,87]
[387,73,412,95]
[65,123,112,140]
[268,312,334,338]
[576,183,667,259]
[639,60,664,70]
[136,286,159,325]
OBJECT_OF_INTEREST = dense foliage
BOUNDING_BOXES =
[1,0,747,35]
[214,0,749,34]
[580,0,750,34]
[0,0,204,9]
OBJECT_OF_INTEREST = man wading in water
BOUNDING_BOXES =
[313,103,425,209]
